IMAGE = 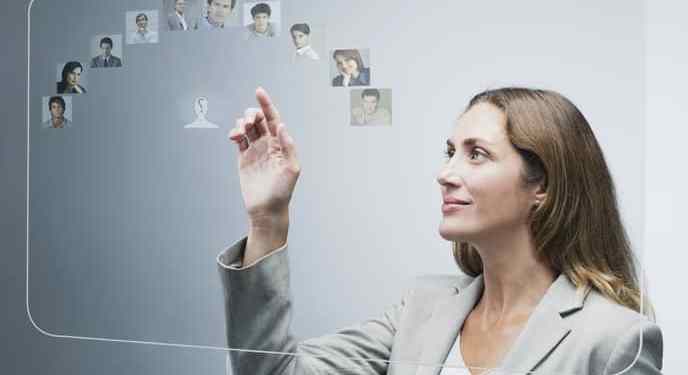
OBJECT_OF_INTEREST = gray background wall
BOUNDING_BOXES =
[3,0,686,374]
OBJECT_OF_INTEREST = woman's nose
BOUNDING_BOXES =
[437,165,453,186]
[437,160,462,187]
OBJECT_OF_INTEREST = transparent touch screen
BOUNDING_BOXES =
[27,0,653,373]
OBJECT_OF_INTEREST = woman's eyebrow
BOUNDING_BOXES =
[446,137,493,148]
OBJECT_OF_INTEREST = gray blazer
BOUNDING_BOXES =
[168,12,189,31]
[218,237,663,374]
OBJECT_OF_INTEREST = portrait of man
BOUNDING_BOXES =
[90,36,123,68]
[41,96,72,128]
[195,0,236,30]
[184,97,219,128]
[127,11,159,44]
[290,23,320,61]
[167,0,190,31]
[244,2,279,38]
[350,88,392,126]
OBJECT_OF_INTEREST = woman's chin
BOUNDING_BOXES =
[438,223,470,242]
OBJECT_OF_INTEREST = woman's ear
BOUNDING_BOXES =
[532,184,546,207]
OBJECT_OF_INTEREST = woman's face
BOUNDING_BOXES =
[291,30,309,49]
[66,67,81,86]
[343,58,359,75]
[437,103,540,244]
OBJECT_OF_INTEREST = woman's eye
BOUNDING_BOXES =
[469,148,487,161]
[444,149,455,159]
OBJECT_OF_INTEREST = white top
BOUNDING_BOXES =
[294,45,320,61]
[129,30,159,44]
[42,117,72,128]
[176,12,188,30]
[439,333,471,375]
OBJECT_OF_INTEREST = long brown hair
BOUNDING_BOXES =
[452,87,653,318]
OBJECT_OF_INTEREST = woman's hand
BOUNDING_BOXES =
[229,88,300,263]
[229,87,300,222]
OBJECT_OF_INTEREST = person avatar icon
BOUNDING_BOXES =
[290,23,319,61]
[331,49,370,87]
[184,96,219,128]
[351,88,391,126]
[195,0,236,30]
[90,37,123,68]
[129,12,159,44]
[42,96,72,128]
[56,61,87,94]
[168,0,190,31]
[246,3,276,37]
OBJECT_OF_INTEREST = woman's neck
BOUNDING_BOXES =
[472,226,556,325]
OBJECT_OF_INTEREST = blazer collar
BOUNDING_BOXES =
[414,273,591,375]
[414,275,483,375]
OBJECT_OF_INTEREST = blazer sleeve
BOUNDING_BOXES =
[603,319,663,375]
[217,236,403,375]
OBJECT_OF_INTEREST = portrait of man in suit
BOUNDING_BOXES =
[167,0,190,31]
[90,36,123,68]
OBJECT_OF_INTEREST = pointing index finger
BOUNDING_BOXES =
[256,87,281,128]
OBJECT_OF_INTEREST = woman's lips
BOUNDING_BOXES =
[442,202,471,214]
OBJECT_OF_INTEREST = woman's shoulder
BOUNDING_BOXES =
[405,273,475,298]
[577,288,654,327]
[565,289,662,372]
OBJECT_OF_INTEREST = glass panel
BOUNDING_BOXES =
[27,0,650,373]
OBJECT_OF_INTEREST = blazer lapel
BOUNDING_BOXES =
[497,274,590,374]
[414,275,484,375]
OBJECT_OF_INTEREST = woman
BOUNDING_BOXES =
[331,49,370,87]
[220,87,663,374]
[56,61,87,94]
